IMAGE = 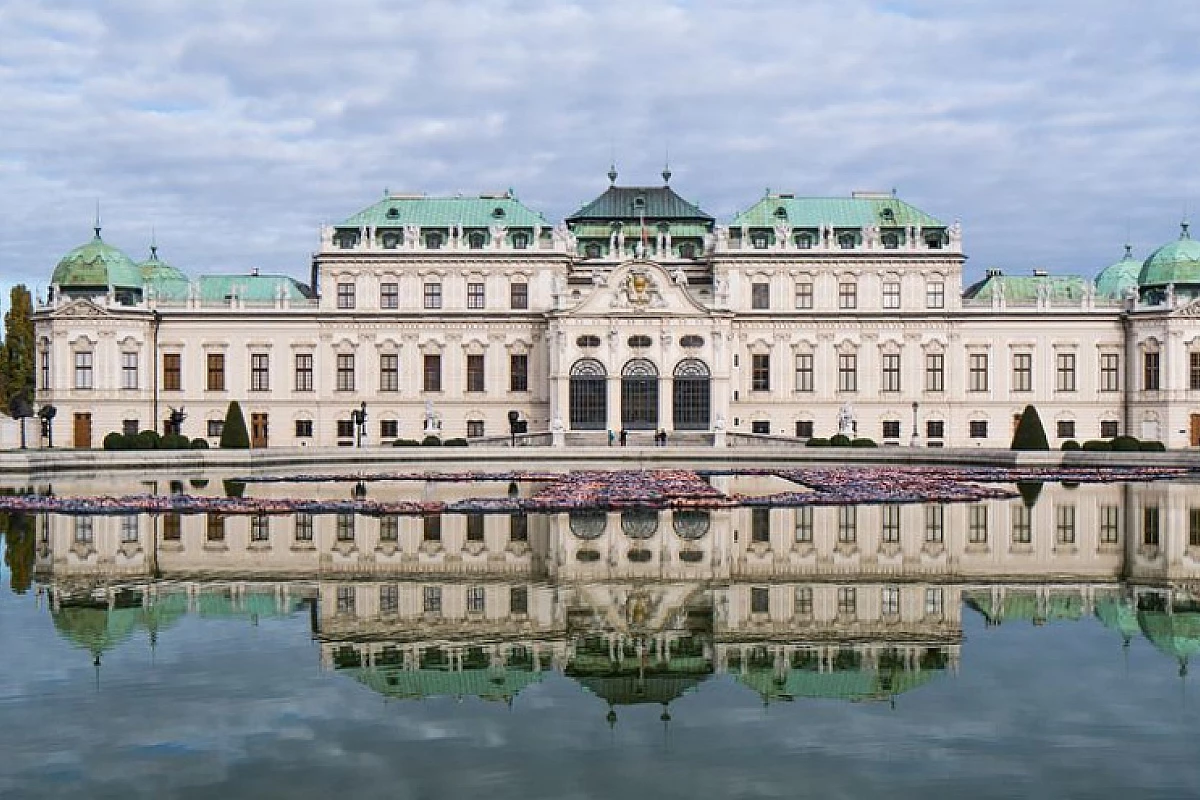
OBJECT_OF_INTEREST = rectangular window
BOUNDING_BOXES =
[837,506,857,543]
[250,515,270,542]
[159,353,181,392]
[204,353,224,391]
[207,419,224,438]
[510,282,528,310]
[925,353,944,392]
[122,419,139,437]
[794,506,813,543]
[1100,505,1121,544]
[1144,351,1160,391]
[968,504,989,544]
[250,353,269,392]
[925,505,945,543]
[467,282,485,310]
[336,513,355,542]
[466,586,486,613]
[838,353,857,392]
[1057,420,1076,439]
[466,419,485,438]
[1143,506,1160,546]
[1191,353,1200,390]
[206,513,225,542]
[926,281,945,309]
[295,419,313,438]
[466,513,485,542]
[380,419,398,439]
[336,586,355,614]
[794,282,814,309]
[424,354,442,392]
[1013,353,1032,392]
[379,354,398,392]
[510,586,529,615]
[295,512,313,542]
[882,281,901,309]
[510,354,529,392]
[120,515,139,543]
[794,586,813,615]
[423,514,441,542]
[837,587,857,615]
[336,419,354,439]
[794,353,814,392]
[751,282,770,309]
[380,584,399,613]
[751,420,771,434]
[121,352,139,390]
[295,353,313,392]
[1056,504,1076,544]
[838,282,857,309]
[1056,352,1077,392]
[881,353,901,392]
[969,420,988,439]
[74,516,93,544]
[881,505,901,543]
[163,513,181,541]
[751,354,770,391]
[423,282,442,310]
[1100,353,1120,392]
[882,420,901,439]
[423,586,442,614]
[925,588,945,616]
[751,507,771,543]
[1101,420,1120,438]
[795,420,814,438]
[968,353,988,392]
[40,349,50,390]
[882,586,900,616]
[380,282,398,309]
[466,354,485,393]
[510,513,528,542]
[74,351,94,389]
[926,420,945,439]
[751,587,770,614]
[373,515,397,543]
[336,353,355,392]
[1190,508,1200,547]
[336,282,355,309]
[1011,503,1032,544]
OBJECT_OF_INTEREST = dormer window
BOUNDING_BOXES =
[386,207,400,219]
[838,232,856,250]
[425,231,443,250]
[512,232,530,250]
[925,232,944,250]
[468,231,486,249]
[679,243,696,259]
[585,242,603,259]
[381,232,401,249]
[880,208,895,223]
[633,197,646,211]
[881,232,900,250]
[491,207,506,219]
[751,232,769,249]
[795,232,813,249]
[774,206,788,220]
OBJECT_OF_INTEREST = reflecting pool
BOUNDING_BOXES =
[2,473,1199,799]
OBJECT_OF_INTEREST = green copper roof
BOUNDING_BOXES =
[731,195,944,229]
[1095,246,1141,298]
[1094,594,1140,641]
[575,674,708,706]
[52,232,143,289]
[340,194,549,229]
[1138,222,1200,286]
[1138,610,1200,664]
[570,222,711,239]
[138,246,189,284]
[345,665,543,702]
[566,185,714,224]
[962,274,1089,303]
[737,666,938,703]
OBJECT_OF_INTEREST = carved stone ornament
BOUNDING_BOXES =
[1172,298,1200,317]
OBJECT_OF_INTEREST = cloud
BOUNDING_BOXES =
[3,0,1200,295]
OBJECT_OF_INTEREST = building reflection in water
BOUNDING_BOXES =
[28,478,1200,713]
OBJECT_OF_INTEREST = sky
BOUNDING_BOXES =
[3,0,1200,304]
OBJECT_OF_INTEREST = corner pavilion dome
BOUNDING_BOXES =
[51,228,142,290]
[1094,245,1140,299]
[1138,222,1200,289]
[137,244,188,284]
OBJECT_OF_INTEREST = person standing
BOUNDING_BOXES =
[608,429,615,447]
[620,429,627,446]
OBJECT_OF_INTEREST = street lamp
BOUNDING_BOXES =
[910,401,919,448]
[351,402,367,448]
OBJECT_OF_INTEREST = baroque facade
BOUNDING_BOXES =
[31,174,1200,448]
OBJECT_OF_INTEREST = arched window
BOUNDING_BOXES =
[569,510,607,539]
[621,359,659,430]
[569,358,607,430]
[673,359,711,430]
[621,509,658,539]
[774,206,788,220]
[386,207,400,219]
[491,207,506,219]
[673,509,711,540]
[838,232,856,250]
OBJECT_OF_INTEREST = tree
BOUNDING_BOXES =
[219,401,250,449]
[1,286,35,414]
[1011,404,1050,451]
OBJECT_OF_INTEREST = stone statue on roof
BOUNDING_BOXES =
[774,222,792,250]
[489,224,507,249]
[404,224,420,249]
[949,219,962,247]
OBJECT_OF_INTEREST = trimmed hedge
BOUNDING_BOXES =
[443,438,469,447]
[103,432,126,450]
[160,433,190,450]
[1110,435,1140,452]
[134,430,161,450]
[1082,440,1112,451]
[829,434,852,447]
[851,438,878,447]
[805,438,830,447]
[219,401,250,449]
[1011,405,1050,451]
[1061,440,1081,451]
[191,437,209,449]
[421,435,442,446]
[1139,440,1166,452]
[392,438,420,447]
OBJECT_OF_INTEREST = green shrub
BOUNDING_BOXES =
[829,434,852,447]
[133,430,161,450]
[421,435,442,446]
[851,438,878,448]
[1017,481,1044,507]
[1011,405,1050,451]
[191,437,209,449]
[1111,435,1140,452]
[1082,440,1112,451]
[1138,440,1166,452]
[219,401,250,449]
[161,433,190,450]
[1061,440,1081,451]
[392,438,420,447]
[443,438,468,447]
[805,438,830,447]
[102,432,127,451]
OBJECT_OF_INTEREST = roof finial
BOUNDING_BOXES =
[1182,219,1191,240]
[94,199,102,239]
[608,162,618,185]
[150,225,158,260]
[662,146,671,184]
[1124,243,1133,260]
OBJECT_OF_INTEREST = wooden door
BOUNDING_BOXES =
[73,412,92,449]
[1190,414,1200,447]
[251,413,269,448]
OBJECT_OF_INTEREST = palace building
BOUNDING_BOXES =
[32,171,1200,448]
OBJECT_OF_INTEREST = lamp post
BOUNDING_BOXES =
[910,401,919,448]
[351,402,367,448]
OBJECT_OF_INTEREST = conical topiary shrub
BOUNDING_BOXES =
[1010,405,1050,451]
[219,401,250,449]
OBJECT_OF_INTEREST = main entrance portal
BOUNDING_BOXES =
[621,359,659,430]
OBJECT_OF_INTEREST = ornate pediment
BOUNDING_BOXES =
[49,298,114,319]
[562,260,712,318]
